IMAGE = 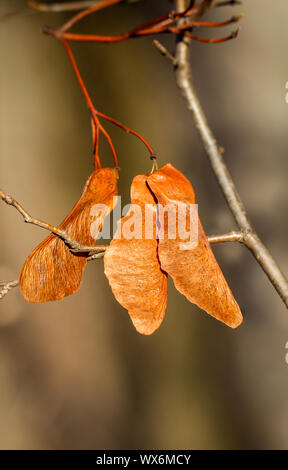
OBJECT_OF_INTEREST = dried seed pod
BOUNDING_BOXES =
[104,175,168,335]
[20,168,118,302]
[147,163,243,328]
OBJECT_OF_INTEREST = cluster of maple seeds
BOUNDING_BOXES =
[7,0,244,333]
[20,163,242,335]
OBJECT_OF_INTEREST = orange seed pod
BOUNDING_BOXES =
[20,168,118,302]
[104,174,168,335]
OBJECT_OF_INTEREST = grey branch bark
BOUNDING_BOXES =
[28,0,141,13]
[174,0,288,307]
[0,280,19,300]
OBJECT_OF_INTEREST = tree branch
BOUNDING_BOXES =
[0,189,106,254]
[174,0,288,308]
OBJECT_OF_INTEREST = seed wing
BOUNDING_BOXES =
[20,168,118,302]
[104,174,168,335]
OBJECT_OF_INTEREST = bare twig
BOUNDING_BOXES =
[59,0,122,33]
[0,187,243,250]
[0,280,19,300]
[28,0,139,12]
[174,0,288,307]
[87,252,106,261]
[89,232,245,255]
[186,28,239,43]
[42,0,243,44]
[0,8,35,23]
[153,40,177,65]
[0,189,106,254]
[53,15,242,43]
[0,226,256,300]
[194,0,213,20]
[207,232,244,244]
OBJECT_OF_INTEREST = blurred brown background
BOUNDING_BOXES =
[0,0,288,450]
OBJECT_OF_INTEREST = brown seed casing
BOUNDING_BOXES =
[147,163,243,328]
[104,174,168,335]
[20,168,118,302]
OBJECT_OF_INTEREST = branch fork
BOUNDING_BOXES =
[1,0,287,311]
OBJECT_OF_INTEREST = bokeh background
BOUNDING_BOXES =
[0,0,288,450]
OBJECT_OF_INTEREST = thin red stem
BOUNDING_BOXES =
[128,6,197,36]
[45,1,199,41]
[98,122,119,167]
[62,32,127,42]
[96,111,155,156]
[61,38,119,166]
[59,14,241,42]
[59,38,153,167]
[95,124,100,167]
[61,38,94,113]
[59,0,198,35]
[193,15,243,27]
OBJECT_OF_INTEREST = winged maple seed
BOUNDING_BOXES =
[104,174,168,335]
[19,168,118,302]
[147,163,243,329]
